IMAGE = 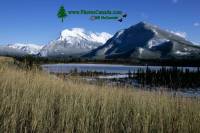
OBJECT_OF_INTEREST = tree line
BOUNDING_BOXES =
[129,66,200,90]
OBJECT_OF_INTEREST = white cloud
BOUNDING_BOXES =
[170,31,187,38]
[172,0,178,4]
[194,22,200,27]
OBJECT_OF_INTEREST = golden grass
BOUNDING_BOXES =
[0,56,200,133]
[0,56,14,65]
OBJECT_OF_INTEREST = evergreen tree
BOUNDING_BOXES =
[57,6,67,22]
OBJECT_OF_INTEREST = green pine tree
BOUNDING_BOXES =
[57,6,67,22]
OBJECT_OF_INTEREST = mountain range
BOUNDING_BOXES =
[1,22,200,61]
[7,43,43,55]
[0,28,112,57]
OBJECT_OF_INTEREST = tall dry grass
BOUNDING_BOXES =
[0,56,200,133]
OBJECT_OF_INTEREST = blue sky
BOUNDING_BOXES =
[0,0,199,45]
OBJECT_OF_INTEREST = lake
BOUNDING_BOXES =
[41,63,198,74]
[41,63,200,97]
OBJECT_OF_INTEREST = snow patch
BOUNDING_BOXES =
[139,48,144,54]
[114,30,125,44]
[116,30,125,38]
[103,44,113,53]
[175,51,190,55]
[148,38,169,48]
[152,29,158,35]
[170,31,187,38]
[98,74,129,79]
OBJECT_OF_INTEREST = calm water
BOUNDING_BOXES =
[41,64,198,74]
[41,63,200,97]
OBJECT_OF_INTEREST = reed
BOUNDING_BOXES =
[0,56,199,133]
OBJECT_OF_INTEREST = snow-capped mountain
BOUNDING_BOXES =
[0,46,27,57]
[39,28,112,57]
[84,22,200,60]
[7,43,44,55]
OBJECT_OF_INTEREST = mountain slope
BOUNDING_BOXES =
[84,22,200,60]
[39,28,112,57]
[0,46,27,57]
[7,43,43,55]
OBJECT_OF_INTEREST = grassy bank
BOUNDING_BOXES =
[0,57,200,133]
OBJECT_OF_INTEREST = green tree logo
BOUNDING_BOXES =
[57,6,67,23]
